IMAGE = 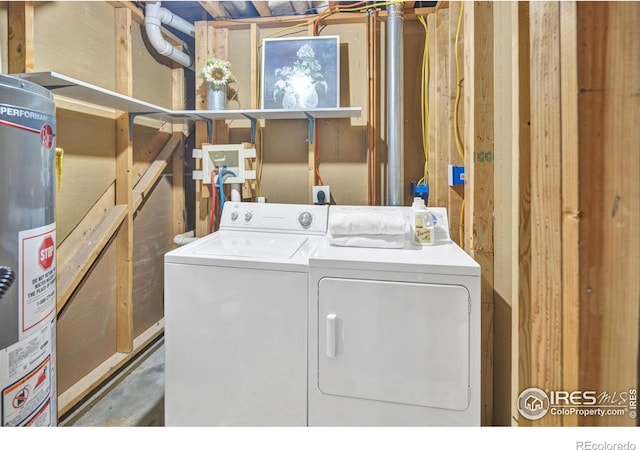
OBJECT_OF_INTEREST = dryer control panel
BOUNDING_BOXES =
[220,202,329,235]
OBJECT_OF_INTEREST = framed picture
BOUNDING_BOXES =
[261,35,340,110]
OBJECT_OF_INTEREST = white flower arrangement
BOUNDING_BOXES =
[200,57,236,87]
[273,44,328,107]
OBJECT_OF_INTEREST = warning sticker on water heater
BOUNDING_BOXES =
[1,323,54,427]
[18,223,56,339]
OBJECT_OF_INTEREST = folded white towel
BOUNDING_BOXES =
[328,209,406,236]
[328,234,405,249]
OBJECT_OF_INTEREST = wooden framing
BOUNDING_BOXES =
[447,1,463,247]
[575,1,640,427]
[115,7,134,353]
[8,1,34,73]
[559,0,580,428]
[514,1,531,426]
[463,1,494,426]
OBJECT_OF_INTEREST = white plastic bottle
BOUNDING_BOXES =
[412,197,435,245]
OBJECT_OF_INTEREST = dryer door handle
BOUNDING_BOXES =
[326,313,337,359]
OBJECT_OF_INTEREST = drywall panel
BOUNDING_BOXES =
[55,109,116,244]
[261,120,308,204]
[131,19,174,109]
[228,27,252,110]
[317,119,367,205]
[133,172,173,338]
[321,23,367,128]
[56,240,117,394]
[33,1,115,90]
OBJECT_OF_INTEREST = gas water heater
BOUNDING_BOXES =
[0,74,57,427]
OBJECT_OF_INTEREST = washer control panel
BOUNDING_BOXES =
[220,202,328,235]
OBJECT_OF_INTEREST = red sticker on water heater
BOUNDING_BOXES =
[40,124,54,149]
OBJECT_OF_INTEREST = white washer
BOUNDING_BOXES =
[164,202,328,426]
[308,206,481,426]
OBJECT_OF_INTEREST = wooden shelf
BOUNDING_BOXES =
[17,72,361,143]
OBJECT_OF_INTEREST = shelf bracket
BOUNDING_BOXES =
[241,114,257,144]
[128,112,155,141]
[304,112,315,144]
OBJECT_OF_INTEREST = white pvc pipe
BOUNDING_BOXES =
[145,2,193,69]
[230,184,242,202]
[173,230,199,246]
[156,5,196,38]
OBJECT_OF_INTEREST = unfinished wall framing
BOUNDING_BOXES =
[192,5,437,235]
[6,1,187,417]
[419,0,639,427]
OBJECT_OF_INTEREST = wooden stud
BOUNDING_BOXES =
[8,1,34,73]
[447,1,463,247]
[559,0,580,427]
[308,22,316,203]
[195,21,210,237]
[434,9,450,209]
[529,1,563,426]
[213,26,230,146]
[514,0,531,427]
[366,9,374,204]
[426,13,436,204]
[463,1,494,426]
[172,64,186,243]
[577,1,640,426]
[114,7,134,353]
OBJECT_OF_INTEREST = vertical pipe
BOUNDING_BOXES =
[387,3,404,205]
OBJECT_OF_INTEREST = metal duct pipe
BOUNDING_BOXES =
[387,3,404,206]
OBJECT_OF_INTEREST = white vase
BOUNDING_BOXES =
[281,92,297,109]
[207,84,227,110]
[298,83,319,109]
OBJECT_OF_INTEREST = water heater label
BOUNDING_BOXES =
[0,103,56,149]
[18,223,56,339]
[0,323,54,427]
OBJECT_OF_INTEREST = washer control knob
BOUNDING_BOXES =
[244,212,253,222]
[298,211,313,228]
[231,212,239,221]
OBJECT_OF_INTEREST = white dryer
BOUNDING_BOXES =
[308,206,481,426]
[164,202,328,426]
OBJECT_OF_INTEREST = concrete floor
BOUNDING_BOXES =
[60,337,165,427]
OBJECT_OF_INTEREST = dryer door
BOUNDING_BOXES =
[317,278,470,411]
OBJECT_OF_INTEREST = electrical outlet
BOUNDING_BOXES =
[312,185,330,205]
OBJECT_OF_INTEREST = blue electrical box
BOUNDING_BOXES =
[410,181,429,204]
[448,165,465,186]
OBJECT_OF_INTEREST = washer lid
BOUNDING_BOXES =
[192,231,307,260]
[164,230,319,271]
